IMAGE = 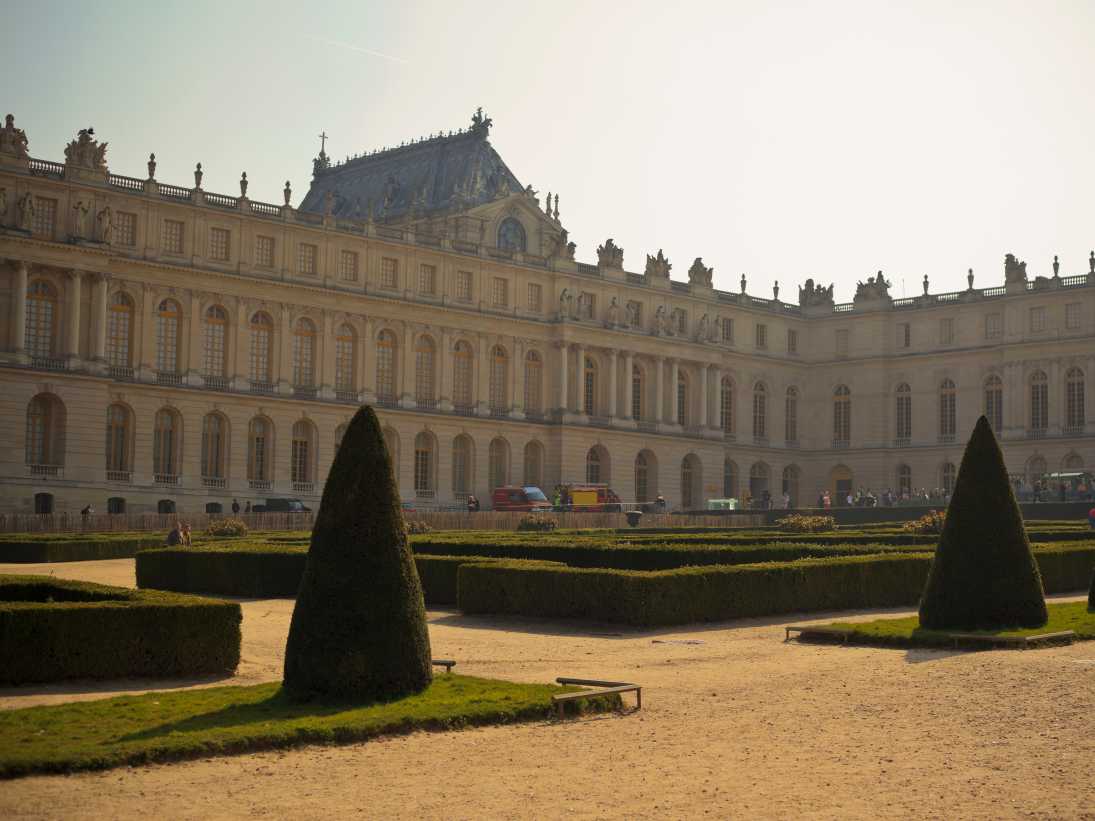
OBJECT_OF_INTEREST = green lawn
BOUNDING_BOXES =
[823,600,1095,647]
[0,675,616,778]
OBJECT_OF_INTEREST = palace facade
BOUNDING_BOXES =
[0,112,1092,514]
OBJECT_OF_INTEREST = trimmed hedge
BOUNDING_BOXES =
[0,575,241,684]
[0,535,161,563]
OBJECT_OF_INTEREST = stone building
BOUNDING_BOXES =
[0,111,1092,514]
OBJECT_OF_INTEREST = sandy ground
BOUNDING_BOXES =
[1,558,1093,821]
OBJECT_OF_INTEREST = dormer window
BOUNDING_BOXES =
[497,218,526,252]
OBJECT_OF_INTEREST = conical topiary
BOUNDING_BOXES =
[283,405,431,700]
[918,415,1048,630]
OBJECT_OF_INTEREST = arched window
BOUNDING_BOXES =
[497,217,526,252]
[939,378,956,441]
[785,387,798,443]
[155,299,181,374]
[677,372,689,426]
[632,365,644,421]
[752,382,767,440]
[248,417,271,483]
[488,437,510,490]
[582,356,597,416]
[1063,452,1083,470]
[749,462,769,500]
[1065,367,1085,431]
[335,323,356,396]
[681,454,702,509]
[291,420,315,486]
[204,305,229,378]
[896,464,912,497]
[292,317,316,388]
[153,408,178,478]
[524,351,542,414]
[723,458,738,499]
[25,398,64,468]
[941,462,957,496]
[490,345,509,413]
[833,385,851,444]
[201,413,227,480]
[586,446,605,484]
[523,440,543,486]
[453,341,473,410]
[1029,370,1048,432]
[1026,455,1046,484]
[415,336,436,406]
[105,403,131,475]
[382,427,400,484]
[720,377,734,435]
[248,311,273,384]
[106,292,133,368]
[895,383,912,441]
[635,451,653,503]
[414,432,435,496]
[781,465,800,506]
[376,330,397,401]
[452,435,473,497]
[984,374,1003,433]
[25,280,58,359]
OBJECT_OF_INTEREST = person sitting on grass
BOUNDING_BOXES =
[165,523,182,546]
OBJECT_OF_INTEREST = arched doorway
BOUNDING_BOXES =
[680,454,702,510]
[830,464,853,505]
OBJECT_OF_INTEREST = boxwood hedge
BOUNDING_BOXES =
[0,575,241,684]
[0,534,162,563]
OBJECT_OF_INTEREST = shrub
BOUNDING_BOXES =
[0,575,240,684]
[902,510,946,535]
[283,405,432,701]
[404,520,434,535]
[515,513,558,533]
[206,518,250,538]
[777,514,836,533]
[0,534,160,563]
[919,416,1048,630]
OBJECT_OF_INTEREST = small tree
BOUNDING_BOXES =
[919,415,1048,630]
[283,405,431,700]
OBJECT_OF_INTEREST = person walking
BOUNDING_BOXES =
[467,494,480,513]
[244,500,252,514]
[231,498,240,515]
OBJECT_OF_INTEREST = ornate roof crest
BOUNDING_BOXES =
[63,127,108,171]
[645,248,671,279]
[688,257,713,287]
[0,114,29,160]
[597,238,624,268]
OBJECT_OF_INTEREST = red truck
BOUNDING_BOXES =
[490,485,552,512]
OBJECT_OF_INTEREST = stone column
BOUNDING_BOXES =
[669,359,680,424]
[558,342,569,412]
[622,352,634,419]
[477,334,491,413]
[277,304,292,394]
[11,261,27,357]
[232,298,249,389]
[91,273,109,370]
[699,364,708,428]
[574,343,586,414]
[654,356,664,423]
[512,338,525,419]
[185,290,203,385]
[439,327,453,411]
[712,367,723,430]
[362,318,377,402]
[319,310,335,399]
[607,348,618,418]
[400,323,416,408]
[66,270,83,365]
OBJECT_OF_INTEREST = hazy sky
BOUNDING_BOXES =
[8,0,1095,299]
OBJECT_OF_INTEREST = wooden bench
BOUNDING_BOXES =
[785,625,852,642]
[432,658,456,672]
[552,677,642,718]
[944,630,1075,649]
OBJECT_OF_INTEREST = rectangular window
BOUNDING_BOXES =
[209,227,230,261]
[418,263,436,295]
[940,317,954,345]
[835,328,849,357]
[162,219,184,254]
[1065,302,1081,330]
[491,277,508,308]
[628,301,643,329]
[456,271,473,302]
[986,312,1002,339]
[1029,306,1046,333]
[33,197,57,238]
[527,283,542,312]
[755,323,767,350]
[787,329,798,354]
[255,236,274,268]
[298,243,317,275]
[721,317,734,343]
[897,323,910,348]
[674,309,687,336]
[115,212,137,247]
[380,257,399,290]
[579,292,595,320]
[338,250,358,282]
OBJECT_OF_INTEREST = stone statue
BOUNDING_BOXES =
[773,281,780,301]
[855,271,892,301]
[740,273,747,294]
[922,274,929,295]
[97,205,113,244]
[597,238,624,268]
[63,127,108,170]
[645,249,670,278]
[967,268,974,290]
[654,305,674,336]
[626,300,641,328]
[17,192,34,230]
[607,297,622,326]
[0,114,30,159]
[523,184,537,199]
[696,313,710,341]
[1004,253,1027,284]
[553,193,559,221]
[194,162,203,189]
[284,180,292,206]
[558,288,574,319]
[798,278,835,308]
[240,172,248,198]
[147,153,156,180]
[1052,255,1059,278]
[382,174,399,209]
[470,106,493,134]
[544,192,552,215]
[72,200,90,239]
[687,257,713,287]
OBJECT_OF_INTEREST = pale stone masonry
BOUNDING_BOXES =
[0,112,1092,514]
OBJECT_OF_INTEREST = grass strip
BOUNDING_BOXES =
[0,674,618,778]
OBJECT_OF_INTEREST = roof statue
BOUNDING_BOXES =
[854,270,892,301]
[597,238,624,268]
[688,257,713,288]
[798,278,834,308]
[63,127,107,171]
[1004,253,1027,284]
[470,107,493,136]
[0,114,29,160]
[645,248,671,279]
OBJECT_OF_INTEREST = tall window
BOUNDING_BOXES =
[25,280,57,358]
[721,317,734,343]
[897,464,912,497]
[376,331,397,400]
[720,378,734,435]
[380,257,399,290]
[939,379,956,440]
[941,463,957,496]
[1030,370,1048,432]
[291,421,314,484]
[414,432,434,494]
[248,311,273,383]
[940,317,955,345]
[201,413,226,479]
[787,329,798,354]
[579,292,596,320]
[105,404,130,474]
[755,324,768,349]
[453,341,473,409]
[26,395,63,467]
[752,382,767,440]
[455,271,473,302]
[632,366,644,420]
[415,336,436,404]
[115,212,137,246]
[835,329,849,357]
[586,447,603,484]
[681,456,697,509]
[524,351,542,413]
[673,372,686,426]
[984,375,1003,433]
[155,299,181,373]
[162,219,184,254]
[292,318,316,387]
[338,250,358,282]
[785,387,798,443]
[491,277,509,308]
[582,357,596,415]
[153,409,178,477]
[452,435,472,496]
[635,453,650,502]
[488,438,509,489]
[527,283,542,313]
[1029,306,1046,333]
[255,236,275,268]
[1065,367,1085,430]
[895,383,912,441]
[106,292,133,367]
[335,324,356,394]
[248,417,270,481]
[833,385,851,444]
[1065,303,1081,330]
[985,313,1002,339]
[897,323,911,348]
[298,243,317,275]
[203,305,228,377]
[782,465,800,505]
[723,459,737,498]
[523,441,543,486]
[497,218,526,252]
[209,227,230,261]
[490,345,509,412]
[33,197,57,238]
[417,264,436,295]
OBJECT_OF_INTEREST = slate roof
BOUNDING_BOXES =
[298,120,523,221]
